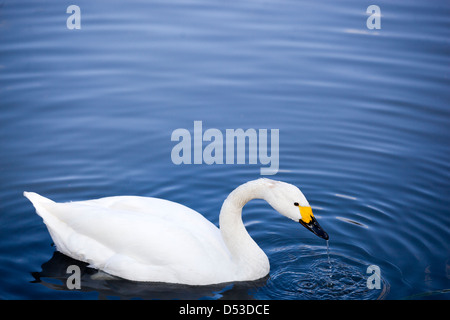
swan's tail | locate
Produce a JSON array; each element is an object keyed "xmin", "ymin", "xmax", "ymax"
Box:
[
  {"xmin": 24, "ymin": 192, "xmax": 72, "ymax": 257},
  {"xmin": 24, "ymin": 192, "xmax": 55, "ymax": 218}
]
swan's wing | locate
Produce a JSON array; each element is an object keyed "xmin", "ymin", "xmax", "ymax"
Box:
[{"xmin": 25, "ymin": 193, "xmax": 232, "ymax": 283}]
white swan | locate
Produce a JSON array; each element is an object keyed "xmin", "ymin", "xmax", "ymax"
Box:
[{"xmin": 24, "ymin": 178, "xmax": 328, "ymax": 285}]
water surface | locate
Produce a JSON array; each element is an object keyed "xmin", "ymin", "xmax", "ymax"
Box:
[{"xmin": 0, "ymin": 0, "xmax": 449, "ymax": 299}]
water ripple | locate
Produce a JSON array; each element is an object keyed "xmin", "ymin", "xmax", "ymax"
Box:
[{"xmin": 255, "ymin": 244, "xmax": 390, "ymax": 300}]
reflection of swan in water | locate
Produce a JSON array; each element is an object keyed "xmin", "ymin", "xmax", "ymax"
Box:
[
  {"xmin": 25, "ymin": 179, "xmax": 328, "ymax": 285},
  {"xmin": 31, "ymin": 251, "xmax": 268, "ymax": 300}
]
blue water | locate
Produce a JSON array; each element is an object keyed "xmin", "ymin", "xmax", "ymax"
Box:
[{"xmin": 1, "ymin": 0, "xmax": 449, "ymax": 299}]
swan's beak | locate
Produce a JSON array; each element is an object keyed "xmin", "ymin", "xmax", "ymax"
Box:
[{"xmin": 299, "ymin": 207, "xmax": 329, "ymax": 240}]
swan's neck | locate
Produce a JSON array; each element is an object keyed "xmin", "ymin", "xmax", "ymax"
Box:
[{"xmin": 219, "ymin": 179, "xmax": 271, "ymax": 279}]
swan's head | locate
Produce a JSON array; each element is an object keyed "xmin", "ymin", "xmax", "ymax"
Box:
[{"xmin": 262, "ymin": 179, "xmax": 329, "ymax": 240}]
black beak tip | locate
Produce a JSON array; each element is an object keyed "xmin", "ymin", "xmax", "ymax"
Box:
[
  {"xmin": 300, "ymin": 218, "xmax": 329, "ymax": 240},
  {"xmin": 312, "ymin": 226, "xmax": 329, "ymax": 240}
]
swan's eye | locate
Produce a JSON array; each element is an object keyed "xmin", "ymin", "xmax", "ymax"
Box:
[{"xmin": 294, "ymin": 202, "xmax": 299, "ymax": 206}]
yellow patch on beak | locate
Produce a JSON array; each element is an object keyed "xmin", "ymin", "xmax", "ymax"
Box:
[{"xmin": 299, "ymin": 206, "xmax": 314, "ymax": 224}]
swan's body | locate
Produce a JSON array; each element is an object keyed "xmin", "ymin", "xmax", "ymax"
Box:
[{"xmin": 24, "ymin": 178, "xmax": 328, "ymax": 285}]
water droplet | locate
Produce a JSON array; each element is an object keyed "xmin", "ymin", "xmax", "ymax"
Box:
[{"xmin": 326, "ymin": 240, "xmax": 333, "ymax": 277}]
